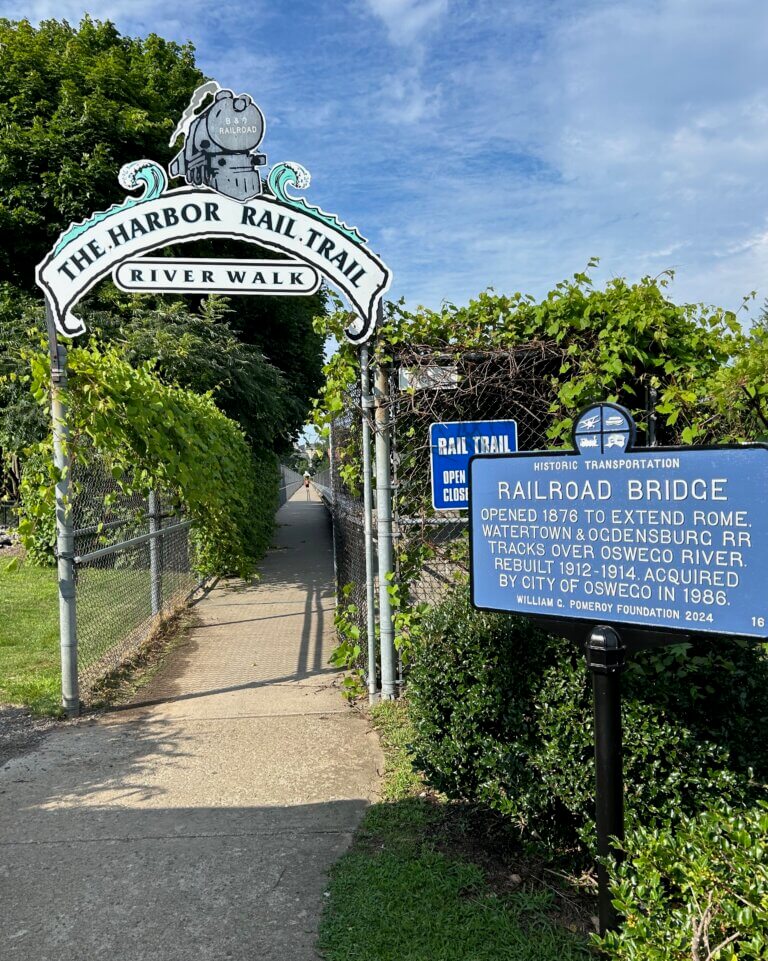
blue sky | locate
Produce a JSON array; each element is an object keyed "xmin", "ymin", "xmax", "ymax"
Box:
[{"xmin": 9, "ymin": 0, "xmax": 768, "ymax": 318}]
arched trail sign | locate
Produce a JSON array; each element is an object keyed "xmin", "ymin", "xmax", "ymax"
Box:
[
  {"xmin": 36, "ymin": 81, "xmax": 391, "ymax": 343},
  {"xmin": 35, "ymin": 81, "xmax": 392, "ymax": 723}
]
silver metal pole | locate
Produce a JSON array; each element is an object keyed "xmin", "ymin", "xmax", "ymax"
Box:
[
  {"xmin": 374, "ymin": 361, "xmax": 397, "ymax": 699},
  {"xmin": 148, "ymin": 490, "xmax": 162, "ymax": 616},
  {"xmin": 360, "ymin": 345, "xmax": 378, "ymax": 701},
  {"xmin": 49, "ymin": 324, "xmax": 79, "ymax": 717}
]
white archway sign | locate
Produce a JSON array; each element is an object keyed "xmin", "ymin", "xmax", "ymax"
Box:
[
  {"xmin": 35, "ymin": 80, "xmax": 392, "ymax": 716},
  {"xmin": 36, "ymin": 81, "xmax": 391, "ymax": 344}
]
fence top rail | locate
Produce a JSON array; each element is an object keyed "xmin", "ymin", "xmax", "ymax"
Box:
[
  {"xmin": 73, "ymin": 516, "xmax": 138, "ymax": 538},
  {"xmin": 395, "ymin": 515, "xmax": 468, "ymax": 527},
  {"xmin": 74, "ymin": 519, "xmax": 192, "ymax": 565},
  {"xmin": 73, "ymin": 510, "xmax": 183, "ymax": 538}
]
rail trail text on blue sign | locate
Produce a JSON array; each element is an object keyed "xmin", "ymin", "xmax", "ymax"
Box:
[
  {"xmin": 430, "ymin": 419, "xmax": 518, "ymax": 510},
  {"xmin": 469, "ymin": 407, "xmax": 768, "ymax": 639}
]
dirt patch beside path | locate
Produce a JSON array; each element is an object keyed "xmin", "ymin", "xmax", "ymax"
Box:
[{"xmin": 0, "ymin": 706, "xmax": 58, "ymax": 769}]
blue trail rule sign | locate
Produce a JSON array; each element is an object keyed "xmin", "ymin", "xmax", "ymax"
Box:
[
  {"xmin": 430, "ymin": 420, "xmax": 518, "ymax": 510},
  {"xmin": 469, "ymin": 404, "xmax": 768, "ymax": 639}
]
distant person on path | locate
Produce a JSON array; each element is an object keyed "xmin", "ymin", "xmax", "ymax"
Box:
[{"xmin": 304, "ymin": 471, "xmax": 311, "ymax": 501}]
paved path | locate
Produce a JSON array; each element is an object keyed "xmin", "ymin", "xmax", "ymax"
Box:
[{"xmin": 0, "ymin": 489, "xmax": 381, "ymax": 961}]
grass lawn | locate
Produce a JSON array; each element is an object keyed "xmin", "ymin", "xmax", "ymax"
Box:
[
  {"xmin": 0, "ymin": 557, "xmax": 186, "ymax": 714},
  {"xmin": 317, "ymin": 701, "xmax": 593, "ymax": 961},
  {"xmin": 0, "ymin": 559, "xmax": 61, "ymax": 714}
]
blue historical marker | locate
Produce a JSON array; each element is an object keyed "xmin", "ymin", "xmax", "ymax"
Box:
[
  {"xmin": 430, "ymin": 419, "xmax": 517, "ymax": 510},
  {"xmin": 466, "ymin": 401, "xmax": 768, "ymax": 936},
  {"xmin": 469, "ymin": 403, "xmax": 768, "ymax": 639}
]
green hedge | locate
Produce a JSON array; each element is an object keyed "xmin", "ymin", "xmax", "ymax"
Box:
[
  {"xmin": 408, "ymin": 591, "xmax": 768, "ymax": 853},
  {"xmin": 19, "ymin": 344, "xmax": 279, "ymax": 577},
  {"xmin": 600, "ymin": 801, "xmax": 768, "ymax": 960}
]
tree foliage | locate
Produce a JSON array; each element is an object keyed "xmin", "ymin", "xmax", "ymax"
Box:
[
  {"xmin": 0, "ymin": 285, "xmax": 48, "ymax": 495},
  {"xmin": 0, "ymin": 284, "xmax": 312, "ymax": 486},
  {"xmin": 317, "ymin": 267, "xmax": 741, "ymax": 449},
  {"xmin": 226, "ymin": 290, "xmax": 327, "ymax": 444},
  {"xmin": 710, "ymin": 300, "xmax": 768, "ymax": 442},
  {"xmin": 79, "ymin": 292, "xmax": 310, "ymax": 451},
  {"xmin": 0, "ymin": 16, "xmax": 204, "ymax": 288}
]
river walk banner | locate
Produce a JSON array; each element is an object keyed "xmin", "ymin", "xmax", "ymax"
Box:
[{"xmin": 36, "ymin": 82, "xmax": 391, "ymax": 343}]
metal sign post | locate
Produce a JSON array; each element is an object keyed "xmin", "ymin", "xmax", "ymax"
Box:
[
  {"xmin": 374, "ymin": 360, "xmax": 397, "ymax": 700},
  {"xmin": 35, "ymin": 80, "xmax": 392, "ymax": 714},
  {"xmin": 47, "ymin": 320, "xmax": 79, "ymax": 717},
  {"xmin": 586, "ymin": 625, "xmax": 625, "ymax": 934},
  {"xmin": 468, "ymin": 401, "xmax": 768, "ymax": 933},
  {"xmin": 148, "ymin": 491, "xmax": 163, "ymax": 617},
  {"xmin": 360, "ymin": 344, "xmax": 378, "ymax": 701}
]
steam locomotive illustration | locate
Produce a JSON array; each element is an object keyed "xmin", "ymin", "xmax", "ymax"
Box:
[{"xmin": 169, "ymin": 89, "xmax": 268, "ymax": 202}]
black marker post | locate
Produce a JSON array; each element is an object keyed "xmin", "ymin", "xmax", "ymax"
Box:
[{"xmin": 586, "ymin": 625, "xmax": 626, "ymax": 935}]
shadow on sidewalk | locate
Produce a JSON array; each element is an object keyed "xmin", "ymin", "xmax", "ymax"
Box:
[
  {"xmin": 114, "ymin": 498, "xmax": 338, "ymax": 712},
  {"xmin": 3, "ymin": 797, "xmax": 367, "ymax": 961}
]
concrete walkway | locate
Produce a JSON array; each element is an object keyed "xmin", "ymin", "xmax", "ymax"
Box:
[{"xmin": 0, "ymin": 489, "xmax": 381, "ymax": 961}]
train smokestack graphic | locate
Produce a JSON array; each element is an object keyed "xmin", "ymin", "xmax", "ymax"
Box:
[{"xmin": 169, "ymin": 87, "xmax": 267, "ymax": 202}]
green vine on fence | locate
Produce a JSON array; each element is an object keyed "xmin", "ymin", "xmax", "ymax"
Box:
[
  {"xmin": 18, "ymin": 341, "xmax": 277, "ymax": 577},
  {"xmin": 314, "ymin": 265, "xmax": 757, "ymax": 663},
  {"xmin": 329, "ymin": 584, "xmax": 367, "ymax": 699},
  {"xmin": 316, "ymin": 265, "xmax": 742, "ymax": 448}
]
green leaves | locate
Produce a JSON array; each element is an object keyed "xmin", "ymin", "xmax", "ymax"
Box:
[
  {"xmin": 18, "ymin": 341, "xmax": 277, "ymax": 576},
  {"xmin": 601, "ymin": 801, "xmax": 768, "ymax": 960},
  {"xmin": 407, "ymin": 590, "xmax": 768, "ymax": 857},
  {"xmin": 330, "ymin": 586, "xmax": 366, "ymax": 698},
  {"xmin": 408, "ymin": 594, "xmax": 765, "ymax": 955}
]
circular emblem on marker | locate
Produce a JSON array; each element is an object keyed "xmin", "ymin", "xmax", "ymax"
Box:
[{"xmin": 573, "ymin": 403, "xmax": 635, "ymax": 456}]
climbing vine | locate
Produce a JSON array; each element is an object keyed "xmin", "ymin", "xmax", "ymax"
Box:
[
  {"xmin": 329, "ymin": 584, "xmax": 367, "ymax": 699},
  {"xmin": 19, "ymin": 341, "xmax": 277, "ymax": 576},
  {"xmin": 314, "ymin": 265, "xmax": 746, "ymax": 662},
  {"xmin": 316, "ymin": 265, "xmax": 741, "ymax": 448}
]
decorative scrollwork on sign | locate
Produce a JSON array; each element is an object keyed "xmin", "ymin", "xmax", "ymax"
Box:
[
  {"xmin": 54, "ymin": 160, "xmax": 168, "ymax": 257},
  {"xmin": 268, "ymin": 162, "xmax": 366, "ymax": 246}
]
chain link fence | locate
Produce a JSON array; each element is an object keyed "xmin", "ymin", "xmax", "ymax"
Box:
[
  {"xmin": 72, "ymin": 459, "xmax": 204, "ymax": 701},
  {"xmin": 1, "ymin": 500, "xmax": 18, "ymax": 528},
  {"xmin": 306, "ymin": 342, "xmax": 681, "ymax": 692},
  {"xmin": 279, "ymin": 465, "xmax": 306, "ymax": 506},
  {"xmin": 325, "ymin": 382, "xmax": 372, "ymax": 648},
  {"xmin": 310, "ymin": 467, "xmax": 331, "ymax": 500},
  {"xmin": 63, "ymin": 456, "xmax": 303, "ymax": 703},
  {"xmin": 389, "ymin": 344, "xmax": 567, "ymax": 611},
  {"xmin": 320, "ymin": 344, "xmax": 571, "ymax": 683}
]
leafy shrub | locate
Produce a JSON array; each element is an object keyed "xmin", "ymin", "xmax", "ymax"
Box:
[
  {"xmin": 600, "ymin": 802, "xmax": 768, "ymax": 960},
  {"xmin": 18, "ymin": 343, "xmax": 278, "ymax": 576},
  {"xmin": 16, "ymin": 443, "xmax": 58, "ymax": 565},
  {"xmin": 408, "ymin": 591, "xmax": 768, "ymax": 853}
]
